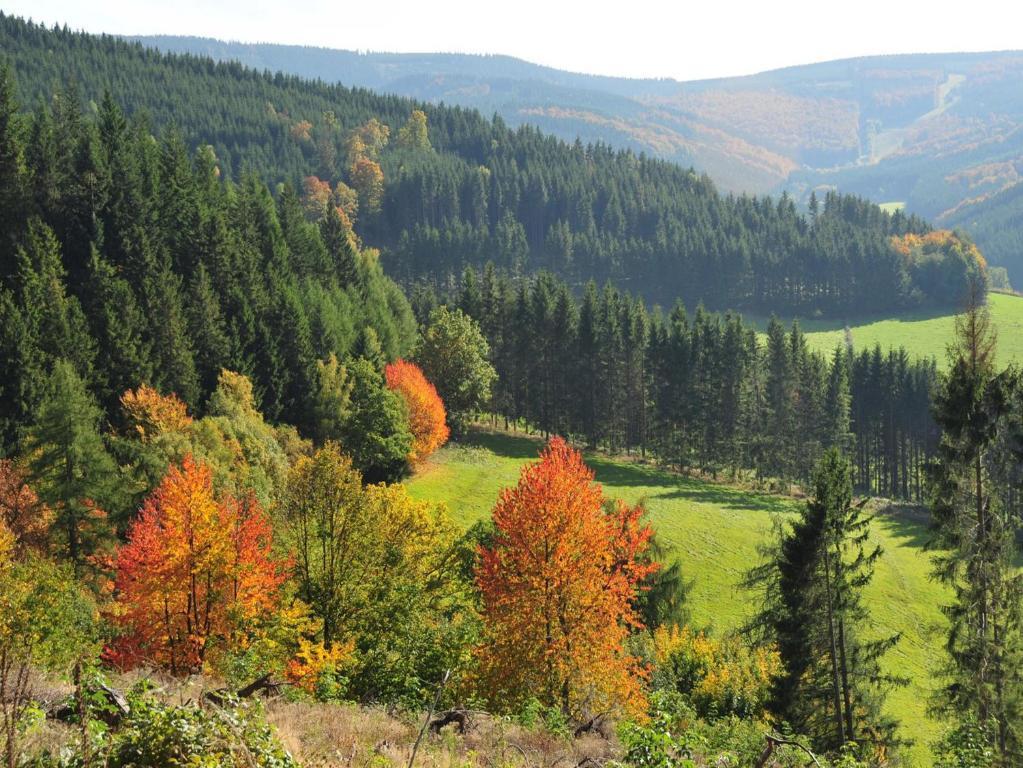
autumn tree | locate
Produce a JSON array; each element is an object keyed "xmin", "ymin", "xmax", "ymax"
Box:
[
  {"xmin": 280, "ymin": 443, "xmax": 470, "ymax": 703},
  {"xmin": 301, "ymin": 175, "xmax": 332, "ymax": 220},
  {"xmin": 333, "ymin": 180, "xmax": 359, "ymax": 225},
  {"xmin": 0, "ymin": 529, "xmax": 97, "ymax": 768},
  {"xmin": 347, "ymin": 118, "xmax": 389, "ymax": 161},
  {"xmin": 120, "ymin": 384, "xmax": 193, "ymax": 442},
  {"xmin": 0, "ymin": 459, "xmax": 52, "ymax": 552},
  {"xmin": 385, "ymin": 359, "xmax": 449, "ymax": 463},
  {"xmin": 396, "ymin": 109, "xmax": 430, "ymax": 151},
  {"xmin": 476, "ymin": 437, "xmax": 655, "ymax": 719},
  {"xmin": 349, "ymin": 157, "xmax": 384, "ymax": 216},
  {"xmin": 107, "ymin": 456, "xmax": 287, "ymax": 674}
]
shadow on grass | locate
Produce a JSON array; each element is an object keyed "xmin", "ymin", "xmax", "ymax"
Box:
[
  {"xmin": 655, "ymin": 483, "xmax": 794, "ymax": 515},
  {"xmin": 452, "ymin": 427, "xmax": 794, "ymax": 518},
  {"xmin": 745, "ymin": 304, "xmax": 958, "ymax": 335},
  {"xmin": 454, "ymin": 428, "xmax": 543, "ymax": 459},
  {"xmin": 588, "ymin": 455, "xmax": 794, "ymax": 515},
  {"xmin": 872, "ymin": 506, "xmax": 933, "ymax": 551},
  {"xmin": 587, "ymin": 456, "xmax": 679, "ymax": 490}
]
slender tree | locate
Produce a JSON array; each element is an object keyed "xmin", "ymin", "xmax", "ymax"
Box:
[
  {"xmin": 748, "ymin": 449, "xmax": 901, "ymax": 755},
  {"xmin": 929, "ymin": 285, "xmax": 1023, "ymax": 762}
]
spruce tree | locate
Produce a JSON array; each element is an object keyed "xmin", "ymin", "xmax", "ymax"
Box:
[
  {"xmin": 23, "ymin": 360, "xmax": 119, "ymax": 569},
  {"xmin": 0, "ymin": 62, "xmax": 25, "ymax": 254},
  {"xmin": 929, "ymin": 287, "xmax": 1023, "ymax": 761},
  {"xmin": 748, "ymin": 449, "xmax": 902, "ymax": 755}
]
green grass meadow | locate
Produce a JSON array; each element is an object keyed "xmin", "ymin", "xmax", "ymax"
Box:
[
  {"xmin": 406, "ymin": 430, "xmax": 948, "ymax": 766},
  {"xmin": 750, "ymin": 290, "xmax": 1023, "ymax": 368}
]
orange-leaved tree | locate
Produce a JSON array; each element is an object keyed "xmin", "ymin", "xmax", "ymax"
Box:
[
  {"xmin": 384, "ymin": 359, "xmax": 449, "ymax": 463},
  {"xmin": 107, "ymin": 456, "xmax": 287, "ymax": 674},
  {"xmin": 0, "ymin": 459, "xmax": 52, "ymax": 553},
  {"xmin": 476, "ymin": 437, "xmax": 656, "ymax": 719}
]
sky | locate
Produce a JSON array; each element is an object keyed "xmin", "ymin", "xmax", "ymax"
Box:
[{"xmin": 3, "ymin": 0, "xmax": 1022, "ymax": 81}]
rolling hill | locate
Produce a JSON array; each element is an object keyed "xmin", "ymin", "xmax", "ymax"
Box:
[
  {"xmin": 2, "ymin": 14, "xmax": 959, "ymax": 320},
  {"xmin": 406, "ymin": 430, "xmax": 949, "ymax": 768},
  {"xmin": 134, "ymin": 36, "xmax": 1023, "ymax": 283}
]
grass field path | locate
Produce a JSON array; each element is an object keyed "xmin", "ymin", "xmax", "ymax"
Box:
[{"xmin": 407, "ymin": 431, "xmax": 948, "ymax": 766}]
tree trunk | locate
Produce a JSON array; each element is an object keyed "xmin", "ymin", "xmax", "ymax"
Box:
[{"xmin": 822, "ymin": 546, "xmax": 846, "ymax": 746}]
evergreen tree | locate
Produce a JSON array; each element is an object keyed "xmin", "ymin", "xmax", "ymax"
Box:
[
  {"xmin": 747, "ymin": 448, "xmax": 902, "ymax": 755},
  {"xmin": 0, "ymin": 62, "xmax": 25, "ymax": 254},
  {"xmin": 929, "ymin": 287, "xmax": 1023, "ymax": 762},
  {"xmin": 23, "ymin": 360, "xmax": 119, "ymax": 569},
  {"xmin": 84, "ymin": 246, "xmax": 151, "ymax": 414},
  {"xmin": 320, "ymin": 204, "xmax": 358, "ymax": 286},
  {"xmin": 826, "ymin": 346, "xmax": 853, "ymax": 454}
]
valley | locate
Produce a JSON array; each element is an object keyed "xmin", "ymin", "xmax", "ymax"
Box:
[{"xmin": 406, "ymin": 430, "xmax": 948, "ymax": 766}]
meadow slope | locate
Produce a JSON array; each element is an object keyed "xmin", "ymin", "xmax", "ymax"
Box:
[
  {"xmin": 750, "ymin": 291, "xmax": 1023, "ymax": 368},
  {"xmin": 406, "ymin": 431, "xmax": 948, "ymax": 767}
]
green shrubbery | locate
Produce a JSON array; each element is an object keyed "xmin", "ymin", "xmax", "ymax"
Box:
[{"xmin": 29, "ymin": 681, "xmax": 296, "ymax": 768}]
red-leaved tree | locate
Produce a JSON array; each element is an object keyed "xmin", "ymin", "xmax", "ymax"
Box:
[
  {"xmin": 385, "ymin": 359, "xmax": 450, "ymax": 463},
  {"xmin": 476, "ymin": 437, "xmax": 656, "ymax": 719},
  {"xmin": 107, "ymin": 456, "xmax": 287, "ymax": 674}
]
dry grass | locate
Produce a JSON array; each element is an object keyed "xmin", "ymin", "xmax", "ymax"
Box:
[
  {"xmin": 267, "ymin": 702, "xmax": 618, "ymax": 768},
  {"xmin": 14, "ymin": 670, "xmax": 621, "ymax": 768}
]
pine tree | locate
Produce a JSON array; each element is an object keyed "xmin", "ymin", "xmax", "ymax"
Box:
[
  {"xmin": 0, "ymin": 62, "xmax": 25, "ymax": 253},
  {"xmin": 929, "ymin": 286, "xmax": 1023, "ymax": 761},
  {"xmin": 84, "ymin": 245, "xmax": 151, "ymax": 414},
  {"xmin": 23, "ymin": 360, "xmax": 119, "ymax": 570},
  {"xmin": 826, "ymin": 346, "xmax": 853, "ymax": 453},
  {"xmin": 748, "ymin": 449, "xmax": 902, "ymax": 755},
  {"xmin": 184, "ymin": 263, "xmax": 231, "ymax": 398},
  {"xmin": 764, "ymin": 317, "xmax": 794, "ymax": 479},
  {"xmin": 320, "ymin": 204, "xmax": 358, "ymax": 286}
]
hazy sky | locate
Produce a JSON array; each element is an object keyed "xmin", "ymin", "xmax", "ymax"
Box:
[{"xmin": 4, "ymin": 0, "xmax": 1021, "ymax": 81}]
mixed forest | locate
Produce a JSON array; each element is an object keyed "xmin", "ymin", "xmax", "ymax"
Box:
[
  {"xmin": 1, "ymin": 12, "xmax": 1022, "ymax": 768},
  {"xmin": 0, "ymin": 14, "xmax": 988, "ymax": 317}
]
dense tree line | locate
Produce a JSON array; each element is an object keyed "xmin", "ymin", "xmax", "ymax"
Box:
[
  {"xmin": 0, "ymin": 14, "xmax": 984, "ymax": 317},
  {"xmin": 426, "ymin": 265, "xmax": 940, "ymax": 499},
  {"xmin": 0, "ymin": 64, "xmax": 417, "ymax": 457}
]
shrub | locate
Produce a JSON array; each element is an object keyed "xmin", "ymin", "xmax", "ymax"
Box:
[{"xmin": 650, "ymin": 626, "xmax": 778, "ymax": 720}]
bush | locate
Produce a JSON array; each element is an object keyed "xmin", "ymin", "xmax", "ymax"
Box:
[
  {"xmin": 31, "ymin": 683, "xmax": 297, "ymax": 768},
  {"xmin": 649, "ymin": 626, "xmax": 778, "ymax": 720}
]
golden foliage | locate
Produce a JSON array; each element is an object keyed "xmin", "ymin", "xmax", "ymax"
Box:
[{"xmin": 120, "ymin": 384, "xmax": 193, "ymax": 442}]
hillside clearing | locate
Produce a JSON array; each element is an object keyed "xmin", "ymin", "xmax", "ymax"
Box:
[
  {"xmin": 749, "ymin": 290, "xmax": 1023, "ymax": 367},
  {"xmin": 407, "ymin": 430, "xmax": 948, "ymax": 767}
]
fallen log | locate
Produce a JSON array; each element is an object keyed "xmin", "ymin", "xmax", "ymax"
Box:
[
  {"xmin": 204, "ymin": 673, "xmax": 278, "ymax": 707},
  {"xmin": 428, "ymin": 709, "xmax": 470, "ymax": 734},
  {"xmin": 48, "ymin": 682, "xmax": 130, "ymax": 727}
]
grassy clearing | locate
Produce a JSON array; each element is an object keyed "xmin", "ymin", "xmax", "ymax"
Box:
[
  {"xmin": 878, "ymin": 201, "xmax": 907, "ymax": 214},
  {"xmin": 407, "ymin": 430, "xmax": 948, "ymax": 767},
  {"xmin": 748, "ymin": 291, "xmax": 1023, "ymax": 368}
]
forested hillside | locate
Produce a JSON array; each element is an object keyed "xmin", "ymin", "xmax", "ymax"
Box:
[
  {"xmin": 5, "ymin": 13, "xmax": 1023, "ymax": 768},
  {"xmin": 0, "ymin": 62, "xmax": 417, "ymax": 457},
  {"xmin": 134, "ymin": 35, "xmax": 1023, "ymax": 284},
  {"xmin": 0, "ymin": 14, "xmax": 984, "ymax": 317}
]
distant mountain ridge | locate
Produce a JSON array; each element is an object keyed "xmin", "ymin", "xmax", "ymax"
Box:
[{"xmin": 133, "ymin": 36, "xmax": 1023, "ymax": 281}]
